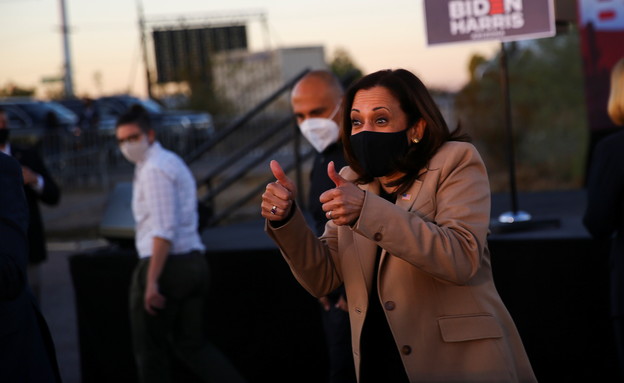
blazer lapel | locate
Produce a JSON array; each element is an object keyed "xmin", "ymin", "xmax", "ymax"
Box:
[
  {"xmin": 378, "ymin": 177, "xmax": 425, "ymax": 284},
  {"xmin": 351, "ymin": 174, "xmax": 427, "ymax": 296},
  {"xmin": 396, "ymin": 179, "xmax": 423, "ymax": 212},
  {"xmin": 353, "ymin": 180, "xmax": 380, "ymax": 296}
]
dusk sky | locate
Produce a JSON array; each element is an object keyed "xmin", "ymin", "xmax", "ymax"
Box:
[{"xmin": 0, "ymin": 0, "xmax": 501, "ymax": 99}]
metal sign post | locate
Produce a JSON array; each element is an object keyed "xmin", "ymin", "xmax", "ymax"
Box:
[
  {"xmin": 423, "ymin": 0, "xmax": 557, "ymax": 231},
  {"xmin": 497, "ymin": 41, "xmax": 531, "ymax": 224}
]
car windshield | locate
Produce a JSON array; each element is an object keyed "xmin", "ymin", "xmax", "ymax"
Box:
[
  {"xmin": 15, "ymin": 103, "xmax": 48, "ymax": 119},
  {"xmin": 112, "ymin": 97, "xmax": 162, "ymax": 114},
  {"xmin": 47, "ymin": 102, "xmax": 78, "ymax": 122},
  {"xmin": 138, "ymin": 99, "xmax": 163, "ymax": 114},
  {"xmin": 18, "ymin": 102, "xmax": 76, "ymax": 124}
]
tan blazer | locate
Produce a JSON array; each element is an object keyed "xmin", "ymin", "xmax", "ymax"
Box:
[{"xmin": 266, "ymin": 141, "xmax": 537, "ymax": 382}]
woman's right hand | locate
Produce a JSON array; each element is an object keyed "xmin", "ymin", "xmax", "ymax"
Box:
[
  {"xmin": 261, "ymin": 160, "xmax": 297, "ymax": 221},
  {"xmin": 320, "ymin": 161, "xmax": 365, "ymax": 226}
]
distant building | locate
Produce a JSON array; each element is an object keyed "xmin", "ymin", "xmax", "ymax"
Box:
[{"xmin": 211, "ymin": 46, "xmax": 327, "ymax": 114}]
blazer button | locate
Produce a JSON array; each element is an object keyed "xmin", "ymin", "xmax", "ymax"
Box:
[
  {"xmin": 401, "ymin": 345, "xmax": 412, "ymax": 355},
  {"xmin": 373, "ymin": 232, "xmax": 383, "ymax": 241},
  {"xmin": 384, "ymin": 301, "xmax": 396, "ymax": 311}
]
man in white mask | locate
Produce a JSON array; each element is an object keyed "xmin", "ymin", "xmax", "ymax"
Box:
[
  {"xmin": 115, "ymin": 105, "xmax": 246, "ymax": 383},
  {"xmin": 291, "ymin": 70, "xmax": 355, "ymax": 383}
]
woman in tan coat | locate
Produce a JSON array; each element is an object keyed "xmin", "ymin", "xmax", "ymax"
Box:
[{"xmin": 261, "ymin": 69, "xmax": 536, "ymax": 382}]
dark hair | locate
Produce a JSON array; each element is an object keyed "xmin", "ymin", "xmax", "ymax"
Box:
[
  {"xmin": 342, "ymin": 68, "xmax": 470, "ymax": 195},
  {"xmin": 115, "ymin": 104, "xmax": 151, "ymax": 133}
]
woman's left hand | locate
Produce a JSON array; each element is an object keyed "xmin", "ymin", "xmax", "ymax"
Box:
[{"xmin": 320, "ymin": 161, "xmax": 365, "ymax": 226}]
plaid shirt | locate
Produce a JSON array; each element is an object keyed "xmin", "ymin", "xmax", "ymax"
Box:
[{"xmin": 132, "ymin": 142, "xmax": 205, "ymax": 258}]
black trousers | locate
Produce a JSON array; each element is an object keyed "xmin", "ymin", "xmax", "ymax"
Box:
[
  {"xmin": 129, "ymin": 252, "xmax": 246, "ymax": 383},
  {"xmin": 321, "ymin": 305, "xmax": 357, "ymax": 383},
  {"xmin": 614, "ymin": 316, "xmax": 624, "ymax": 382}
]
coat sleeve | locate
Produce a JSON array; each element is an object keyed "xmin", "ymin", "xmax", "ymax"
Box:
[
  {"xmin": 29, "ymin": 150, "xmax": 61, "ymax": 206},
  {"xmin": 265, "ymin": 205, "xmax": 343, "ymax": 298},
  {"xmin": 583, "ymin": 138, "xmax": 624, "ymax": 239},
  {"xmin": 352, "ymin": 143, "xmax": 491, "ymax": 285}
]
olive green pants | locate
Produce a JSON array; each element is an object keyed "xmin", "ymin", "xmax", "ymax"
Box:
[{"xmin": 129, "ymin": 252, "xmax": 246, "ymax": 383}]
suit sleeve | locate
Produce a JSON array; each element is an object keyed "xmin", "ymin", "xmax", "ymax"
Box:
[
  {"xmin": 265, "ymin": 206, "xmax": 343, "ymax": 298},
  {"xmin": 583, "ymin": 139, "xmax": 624, "ymax": 238},
  {"xmin": 0, "ymin": 155, "xmax": 30, "ymax": 301},
  {"xmin": 29, "ymin": 150, "xmax": 60, "ymax": 206}
]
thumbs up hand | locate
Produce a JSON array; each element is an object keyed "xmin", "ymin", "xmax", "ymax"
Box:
[
  {"xmin": 262, "ymin": 160, "xmax": 297, "ymax": 221},
  {"xmin": 320, "ymin": 161, "xmax": 365, "ymax": 226}
]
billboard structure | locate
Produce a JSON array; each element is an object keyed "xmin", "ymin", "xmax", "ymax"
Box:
[
  {"xmin": 138, "ymin": 10, "xmax": 267, "ymax": 95},
  {"xmin": 152, "ymin": 25, "xmax": 248, "ymax": 84}
]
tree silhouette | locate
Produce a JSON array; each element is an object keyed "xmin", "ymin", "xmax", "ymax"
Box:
[
  {"xmin": 455, "ymin": 30, "xmax": 588, "ymax": 191},
  {"xmin": 329, "ymin": 48, "xmax": 363, "ymax": 89}
]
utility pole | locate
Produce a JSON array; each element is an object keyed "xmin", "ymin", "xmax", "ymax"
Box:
[
  {"xmin": 137, "ymin": 0, "xmax": 153, "ymax": 98},
  {"xmin": 59, "ymin": 0, "xmax": 74, "ymax": 98}
]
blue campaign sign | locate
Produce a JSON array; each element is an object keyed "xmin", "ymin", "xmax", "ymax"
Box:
[{"xmin": 424, "ymin": 0, "xmax": 556, "ymax": 45}]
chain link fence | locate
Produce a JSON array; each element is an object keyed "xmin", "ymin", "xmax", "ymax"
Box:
[{"xmin": 37, "ymin": 125, "xmax": 214, "ymax": 191}]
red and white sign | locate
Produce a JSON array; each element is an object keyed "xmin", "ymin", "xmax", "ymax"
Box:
[
  {"xmin": 579, "ymin": 0, "xmax": 624, "ymax": 31},
  {"xmin": 424, "ymin": 0, "xmax": 556, "ymax": 45},
  {"xmin": 578, "ymin": 0, "xmax": 624, "ymax": 131}
]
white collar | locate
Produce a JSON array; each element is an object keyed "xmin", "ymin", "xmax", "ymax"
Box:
[{"xmin": 0, "ymin": 142, "xmax": 11, "ymax": 156}]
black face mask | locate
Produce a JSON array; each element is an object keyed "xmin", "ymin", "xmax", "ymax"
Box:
[
  {"xmin": 350, "ymin": 129, "xmax": 409, "ymax": 177},
  {"xmin": 0, "ymin": 129, "xmax": 9, "ymax": 145}
]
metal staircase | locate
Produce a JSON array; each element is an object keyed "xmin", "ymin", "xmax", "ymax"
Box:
[{"xmin": 186, "ymin": 68, "xmax": 315, "ymax": 228}]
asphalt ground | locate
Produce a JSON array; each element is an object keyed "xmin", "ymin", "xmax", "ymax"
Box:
[{"xmin": 41, "ymin": 240, "xmax": 109, "ymax": 383}]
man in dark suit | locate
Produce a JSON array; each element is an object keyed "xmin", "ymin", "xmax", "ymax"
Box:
[
  {"xmin": 290, "ymin": 70, "xmax": 355, "ymax": 383},
  {"xmin": 0, "ymin": 151, "xmax": 62, "ymax": 382},
  {"xmin": 0, "ymin": 107, "xmax": 61, "ymax": 301}
]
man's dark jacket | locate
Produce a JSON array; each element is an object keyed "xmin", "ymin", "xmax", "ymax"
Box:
[
  {"xmin": 11, "ymin": 145, "xmax": 60, "ymax": 264},
  {"xmin": 0, "ymin": 152, "xmax": 62, "ymax": 382},
  {"xmin": 308, "ymin": 142, "xmax": 348, "ymax": 236}
]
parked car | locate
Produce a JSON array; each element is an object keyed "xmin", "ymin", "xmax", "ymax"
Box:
[
  {"xmin": 55, "ymin": 95, "xmax": 215, "ymax": 167},
  {"xmin": 57, "ymin": 97, "xmax": 116, "ymax": 135},
  {"xmin": 87, "ymin": 95, "xmax": 215, "ymax": 154},
  {"xmin": 0, "ymin": 98, "xmax": 79, "ymax": 148},
  {"xmin": 97, "ymin": 95, "xmax": 213, "ymax": 132}
]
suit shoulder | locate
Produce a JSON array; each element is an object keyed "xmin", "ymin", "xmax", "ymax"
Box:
[
  {"xmin": 10, "ymin": 144, "xmax": 35, "ymax": 155},
  {"xmin": 11, "ymin": 144, "xmax": 42, "ymax": 163},
  {"xmin": 595, "ymin": 130, "xmax": 624, "ymax": 153},
  {"xmin": 431, "ymin": 141, "xmax": 483, "ymax": 167},
  {"xmin": 0, "ymin": 152, "xmax": 21, "ymax": 173}
]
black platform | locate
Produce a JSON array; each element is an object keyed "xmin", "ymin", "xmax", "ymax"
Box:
[{"xmin": 69, "ymin": 189, "xmax": 620, "ymax": 382}]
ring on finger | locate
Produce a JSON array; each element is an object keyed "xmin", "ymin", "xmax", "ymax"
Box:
[
  {"xmin": 271, "ymin": 205, "xmax": 277, "ymax": 215},
  {"xmin": 327, "ymin": 210, "xmax": 332, "ymax": 219}
]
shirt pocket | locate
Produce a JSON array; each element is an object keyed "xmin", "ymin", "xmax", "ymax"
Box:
[{"xmin": 437, "ymin": 313, "xmax": 503, "ymax": 342}]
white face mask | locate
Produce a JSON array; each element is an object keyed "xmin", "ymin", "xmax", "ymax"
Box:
[
  {"xmin": 299, "ymin": 104, "xmax": 341, "ymax": 153},
  {"xmin": 120, "ymin": 135, "xmax": 150, "ymax": 164}
]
